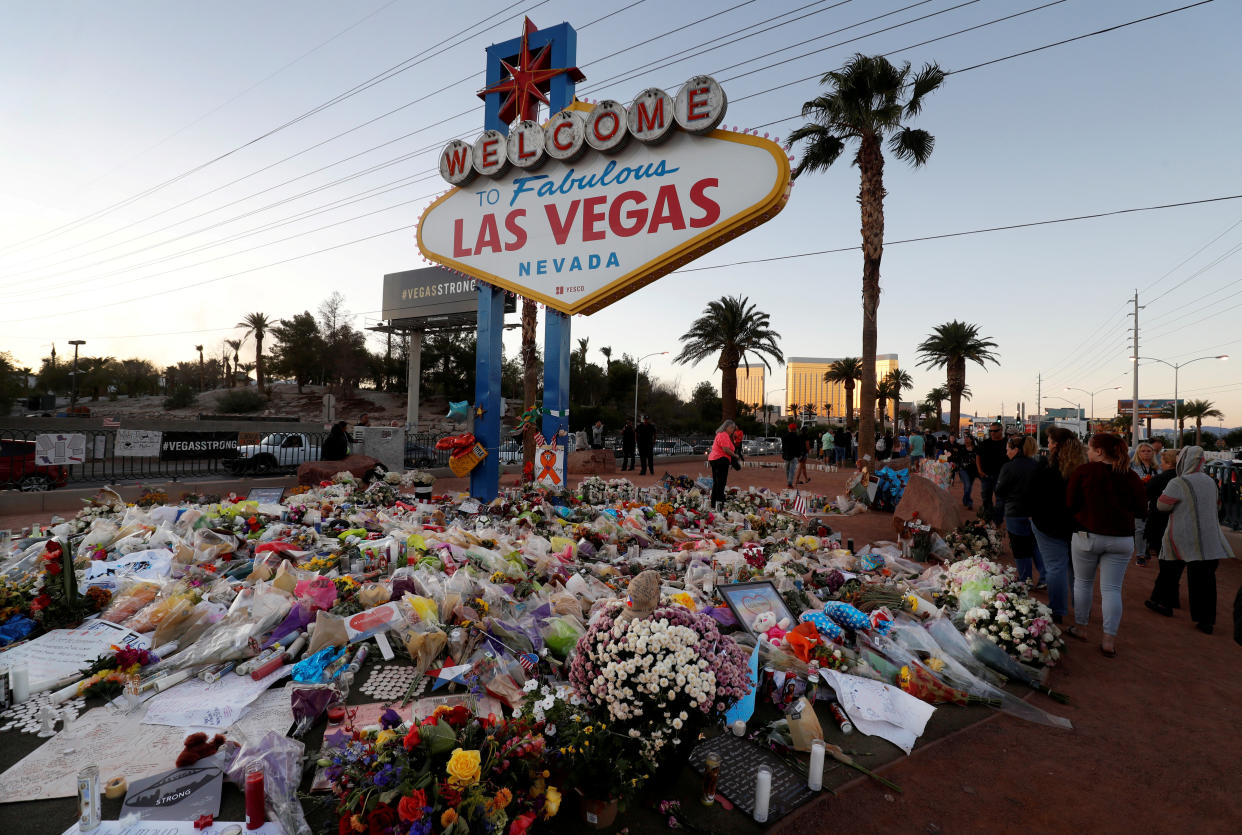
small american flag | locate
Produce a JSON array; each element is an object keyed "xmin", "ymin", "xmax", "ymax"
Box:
[
  {"xmin": 518, "ymin": 652, "xmax": 538, "ymax": 672},
  {"xmin": 533, "ymin": 432, "xmax": 547, "ymax": 447},
  {"xmin": 102, "ymin": 418, "xmax": 120, "ymax": 428},
  {"xmin": 790, "ymin": 493, "xmax": 808, "ymax": 516}
]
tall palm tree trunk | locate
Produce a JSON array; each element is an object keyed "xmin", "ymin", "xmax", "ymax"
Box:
[
  {"xmin": 255, "ymin": 336, "xmax": 264, "ymax": 391},
  {"xmin": 858, "ymin": 135, "xmax": 886, "ymax": 465},
  {"xmin": 521, "ymin": 298, "xmax": 538, "ymax": 479},
  {"xmin": 845, "ymin": 380, "xmax": 855, "ymax": 429},
  {"xmin": 947, "ymin": 358, "xmax": 965, "ymax": 438},
  {"xmin": 719, "ymin": 349, "xmax": 740, "ymax": 421},
  {"xmin": 1195, "ymin": 418, "xmax": 1202, "ymax": 447}
]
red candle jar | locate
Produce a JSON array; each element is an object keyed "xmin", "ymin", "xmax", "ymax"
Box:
[
  {"xmin": 245, "ymin": 764, "xmax": 265, "ymax": 830},
  {"xmin": 326, "ymin": 705, "xmax": 346, "ymax": 723}
]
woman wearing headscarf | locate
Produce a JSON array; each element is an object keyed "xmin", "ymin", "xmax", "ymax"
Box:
[
  {"xmin": 321, "ymin": 421, "xmax": 350, "ymax": 461},
  {"xmin": 708, "ymin": 420, "xmax": 740, "ymax": 510},
  {"xmin": 1146, "ymin": 446, "xmax": 1236, "ymax": 633},
  {"xmin": 1065, "ymin": 433, "xmax": 1148, "ymax": 657},
  {"xmin": 1028, "ymin": 428, "xmax": 1087, "ymax": 624}
]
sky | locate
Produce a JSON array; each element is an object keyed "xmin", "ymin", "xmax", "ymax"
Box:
[{"xmin": 1, "ymin": 0, "xmax": 1239, "ymax": 430}]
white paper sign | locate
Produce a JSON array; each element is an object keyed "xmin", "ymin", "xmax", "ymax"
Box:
[
  {"xmin": 142, "ymin": 664, "xmax": 291, "ymax": 730},
  {"xmin": 61, "ymin": 820, "xmax": 284, "ymax": 834},
  {"xmin": 0, "ymin": 619, "xmax": 148, "ymax": 687},
  {"xmin": 83, "ymin": 548, "xmax": 174, "ymax": 588},
  {"xmin": 34, "ymin": 433, "xmax": 86, "ymax": 465},
  {"xmin": 822, "ymin": 669, "xmax": 935, "ymax": 755},
  {"xmin": 115, "ymin": 428, "xmax": 163, "ymax": 457},
  {"xmin": 534, "ymin": 444, "xmax": 565, "ymax": 488}
]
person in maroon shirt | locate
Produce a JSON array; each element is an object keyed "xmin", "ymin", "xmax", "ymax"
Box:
[{"xmin": 1065, "ymin": 433, "xmax": 1148, "ymax": 657}]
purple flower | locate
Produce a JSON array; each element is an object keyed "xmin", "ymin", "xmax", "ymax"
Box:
[{"xmin": 380, "ymin": 708, "xmax": 402, "ymax": 730}]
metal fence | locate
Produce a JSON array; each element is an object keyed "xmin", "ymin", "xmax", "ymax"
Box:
[
  {"xmin": 1205, "ymin": 459, "xmax": 1242, "ymax": 531},
  {"xmin": 0, "ymin": 428, "xmax": 452, "ymax": 491}
]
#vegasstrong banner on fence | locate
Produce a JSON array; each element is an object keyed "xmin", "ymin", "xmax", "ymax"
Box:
[{"xmin": 158, "ymin": 431, "xmax": 239, "ymax": 461}]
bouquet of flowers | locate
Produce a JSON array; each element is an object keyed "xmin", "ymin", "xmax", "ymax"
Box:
[
  {"xmin": 938, "ymin": 555, "xmax": 1020, "ymax": 610},
  {"xmin": 327, "ymin": 705, "xmax": 558, "ymax": 835},
  {"xmin": 902, "ymin": 512, "xmax": 936, "ymax": 562},
  {"xmin": 961, "ymin": 588, "xmax": 1064, "ymax": 667},
  {"xmin": 567, "ymin": 601, "xmax": 751, "ymax": 758},
  {"xmin": 944, "ymin": 521, "xmax": 1002, "ymax": 561},
  {"xmin": 578, "ymin": 477, "xmax": 609, "ymax": 506}
]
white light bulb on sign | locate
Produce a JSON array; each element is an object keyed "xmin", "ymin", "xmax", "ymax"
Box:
[
  {"xmin": 439, "ymin": 139, "xmax": 476, "ymax": 187},
  {"xmin": 584, "ymin": 100, "xmax": 630, "ymax": 154},
  {"xmin": 627, "ymin": 88, "xmax": 675, "ymax": 144},
  {"xmin": 543, "ymin": 110, "xmax": 587, "ymax": 162},
  {"xmin": 472, "ymin": 129, "xmax": 511, "ymax": 178},
  {"xmin": 506, "ymin": 120, "xmax": 546, "ymax": 169}
]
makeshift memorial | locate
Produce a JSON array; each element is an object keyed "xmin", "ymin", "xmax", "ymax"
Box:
[{"xmin": 719, "ymin": 581, "xmax": 797, "ymax": 637}]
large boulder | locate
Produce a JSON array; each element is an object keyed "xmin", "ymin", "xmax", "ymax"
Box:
[
  {"xmin": 298, "ymin": 454, "xmax": 383, "ymax": 486},
  {"xmin": 568, "ymin": 449, "xmax": 617, "ymax": 476},
  {"xmin": 892, "ymin": 473, "xmax": 965, "ymax": 535}
]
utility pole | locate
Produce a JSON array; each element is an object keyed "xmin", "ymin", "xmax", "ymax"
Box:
[{"xmin": 1130, "ymin": 291, "xmax": 1142, "ymax": 445}]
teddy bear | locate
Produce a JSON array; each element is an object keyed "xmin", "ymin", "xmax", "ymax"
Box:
[
  {"xmin": 618, "ymin": 570, "xmax": 660, "ymax": 623},
  {"xmin": 752, "ymin": 611, "xmax": 791, "ymax": 646}
]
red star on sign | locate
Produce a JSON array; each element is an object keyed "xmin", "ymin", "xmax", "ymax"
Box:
[{"xmin": 478, "ymin": 17, "xmax": 584, "ymax": 125}]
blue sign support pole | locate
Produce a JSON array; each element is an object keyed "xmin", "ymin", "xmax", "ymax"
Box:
[
  {"xmin": 542, "ymin": 310, "xmax": 571, "ymax": 477},
  {"xmin": 470, "ymin": 283, "xmax": 506, "ymax": 501},
  {"xmin": 471, "ymin": 19, "xmax": 580, "ymax": 498}
]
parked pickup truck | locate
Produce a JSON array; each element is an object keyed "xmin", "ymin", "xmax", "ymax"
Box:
[{"xmin": 226, "ymin": 432, "xmax": 321, "ymax": 474}]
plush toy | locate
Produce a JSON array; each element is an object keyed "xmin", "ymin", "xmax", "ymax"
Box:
[
  {"xmin": 176, "ymin": 732, "xmax": 227, "ymax": 767},
  {"xmin": 798, "ymin": 610, "xmax": 845, "ymax": 643},
  {"xmin": 752, "ymin": 611, "xmax": 791, "ymax": 646},
  {"xmin": 820, "ymin": 601, "xmax": 872, "ymax": 631},
  {"xmin": 618, "ymin": 570, "xmax": 660, "ymax": 623}
]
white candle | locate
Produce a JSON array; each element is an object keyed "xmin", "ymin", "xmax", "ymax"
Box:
[
  {"xmin": 753, "ymin": 765, "xmax": 771, "ymax": 823},
  {"xmin": 731, "ymin": 720, "xmax": 746, "ymax": 737},
  {"xmin": 808, "ymin": 739, "xmax": 825, "ymax": 791},
  {"xmin": 9, "ymin": 664, "xmax": 29, "ymax": 704}
]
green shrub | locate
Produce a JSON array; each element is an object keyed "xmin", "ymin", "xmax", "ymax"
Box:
[
  {"xmin": 163, "ymin": 385, "xmax": 198, "ymax": 410},
  {"xmin": 217, "ymin": 388, "xmax": 267, "ymax": 413}
]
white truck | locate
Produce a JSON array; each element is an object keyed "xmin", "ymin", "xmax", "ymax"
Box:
[{"xmin": 226, "ymin": 432, "xmax": 321, "ymax": 474}]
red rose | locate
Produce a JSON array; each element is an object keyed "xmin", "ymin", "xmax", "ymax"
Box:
[
  {"xmin": 438, "ymin": 781, "xmax": 462, "ymax": 807},
  {"xmin": 45, "ymin": 558, "xmax": 62, "ymax": 575},
  {"xmin": 397, "ymin": 792, "xmax": 426, "ymax": 823},
  {"xmin": 338, "ymin": 816, "xmax": 354, "ymax": 835},
  {"xmin": 445, "ymin": 705, "xmax": 471, "ymax": 728},
  {"xmin": 30, "ymin": 594, "xmax": 51, "ymax": 613},
  {"xmin": 366, "ymin": 804, "xmax": 396, "ymax": 835},
  {"xmin": 402, "ymin": 726, "xmax": 421, "ymax": 751},
  {"xmin": 509, "ymin": 811, "xmax": 536, "ymax": 835}
]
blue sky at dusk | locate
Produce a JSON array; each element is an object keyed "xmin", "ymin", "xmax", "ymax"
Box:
[{"xmin": 1, "ymin": 0, "xmax": 1238, "ymax": 426}]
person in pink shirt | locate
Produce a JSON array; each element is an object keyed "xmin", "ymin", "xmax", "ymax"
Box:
[{"xmin": 708, "ymin": 420, "xmax": 740, "ymax": 509}]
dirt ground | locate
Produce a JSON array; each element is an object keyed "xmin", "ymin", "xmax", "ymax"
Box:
[{"xmin": 3, "ymin": 458, "xmax": 1239, "ymax": 833}]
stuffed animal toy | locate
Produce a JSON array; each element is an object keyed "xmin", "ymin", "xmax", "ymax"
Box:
[
  {"xmin": 176, "ymin": 732, "xmax": 227, "ymax": 767},
  {"xmin": 618, "ymin": 570, "xmax": 660, "ymax": 623},
  {"xmin": 752, "ymin": 611, "xmax": 791, "ymax": 646}
]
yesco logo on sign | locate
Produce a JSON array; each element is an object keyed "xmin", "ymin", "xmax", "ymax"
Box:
[{"xmin": 418, "ymin": 76, "xmax": 789, "ymax": 316}]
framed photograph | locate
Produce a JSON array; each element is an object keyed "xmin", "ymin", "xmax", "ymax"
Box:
[
  {"xmin": 719, "ymin": 580, "xmax": 796, "ymax": 636},
  {"xmin": 246, "ymin": 486, "xmax": 286, "ymax": 504}
]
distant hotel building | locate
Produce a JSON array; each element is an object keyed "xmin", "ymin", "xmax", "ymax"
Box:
[
  {"xmin": 735, "ymin": 363, "xmax": 766, "ymax": 414},
  {"xmin": 785, "ymin": 354, "xmax": 900, "ymax": 423}
]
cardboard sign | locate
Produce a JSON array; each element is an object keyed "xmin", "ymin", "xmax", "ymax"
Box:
[
  {"xmin": 534, "ymin": 444, "xmax": 565, "ymax": 488},
  {"xmin": 34, "ymin": 433, "xmax": 86, "ymax": 466},
  {"xmin": 115, "ymin": 429, "xmax": 162, "ymax": 457},
  {"xmin": 0, "ymin": 619, "xmax": 147, "ymax": 687}
]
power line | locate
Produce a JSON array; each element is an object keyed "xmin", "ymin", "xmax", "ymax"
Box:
[{"xmin": 0, "ymin": 0, "xmax": 552, "ymax": 258}]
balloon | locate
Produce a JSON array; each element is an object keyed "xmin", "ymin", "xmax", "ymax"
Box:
[{"xmin": 446, "ymin": 400, "xmax": 469, "ymax": 422}]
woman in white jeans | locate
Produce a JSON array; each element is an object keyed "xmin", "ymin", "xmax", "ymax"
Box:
[{"xmin": 1065, "ymin": 433, "xmax": 1148, "ymax": 657}]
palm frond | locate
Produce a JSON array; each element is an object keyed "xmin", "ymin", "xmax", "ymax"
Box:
[
  {"xmin": 904, "ymin": 62, "xmax": 946, "ymax": 117},
  {"xmin": 889, "ymin": 128, "xmax": 935, "ymax": 165}
]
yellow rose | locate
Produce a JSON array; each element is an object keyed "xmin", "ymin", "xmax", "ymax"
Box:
[
  {"xmin": 375, "ymin": 729, "xmax": 398, "ymax": 748},
  {"xmin": 543, "ymin": 785, "xmax": 561, "ymax": 818},
  {"xmin": 445, "ymin": 748, "xmax": 481, "ymax": 787}
]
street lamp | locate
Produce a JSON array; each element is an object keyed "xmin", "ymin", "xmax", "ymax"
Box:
[
  {"xmin": 763, "ymin": 387, "xmax": 785, "ymax": 437},
  {"xmin": 1133, "ymin": 354, "xmax": 1228, "ymax": 448},
  {"xmin": 1064, "ymin": 385, "xmax": 1121, "ymax": 424},
  {"xmin": 632, "ymin": 351, "xmax": 667, "ymax": 426},
  {"xmin": 68, "ymin": 339, "xmax": 85, "ymax": 409}
]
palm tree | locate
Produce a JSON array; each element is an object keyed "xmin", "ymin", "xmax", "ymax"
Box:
[
  {"xmin": 675, "ymin": 295, "xmax": 783, "ymax": 421},
  {"xmin": 923, "ymin": 386, "xmax": 949, "ymax": 429},
  {"xmin": 600, "ymin": 346, "xmax": 612, "ymax": 375},
  {"xmin": 917, "ymin": 321, "xmax": 998, "ymax": 437},
  {"xmin": 1180, "ymin": 399, "xmax": 1223, "ymax": 446},
  {"xmin": 195, "ymin": 345, "xmax": 204, "ymax": 391},
  {"xmin": 237, "ymin": 313, "xmax": 271, "ymax": 391},
  {"xmin": 898, "ymin": 407, "xmax": 915, "ymax": 432},
  {"xmin": 876, "ymin": 368, "xmax": 913, "ymax": 428},
  {"xmin": 790, "ymin": 53, "xmax": 946, "ymax": 463},
  {"xmin": 824, "ymin": 357, "xmax": 863, "ymax": 429},
  {"xmin": 225, "ymin": 339, "xmax": 245, "ymax": 388}
]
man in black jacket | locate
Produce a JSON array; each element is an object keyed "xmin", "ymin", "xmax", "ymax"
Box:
[
  {"xmin": 780, "ymin": 422, "xmax": 803, "ymax": 488},
  {"xmin": 620, "ymin": 419, "xmax": 636, "ymax": 471},
  {"xmin": 975, "ymin": 423, "xmax": 1009, "ymax": 525},
  {"xmin": 636, "ymin": 415, "xmax": 656, "ymax": 475}
]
